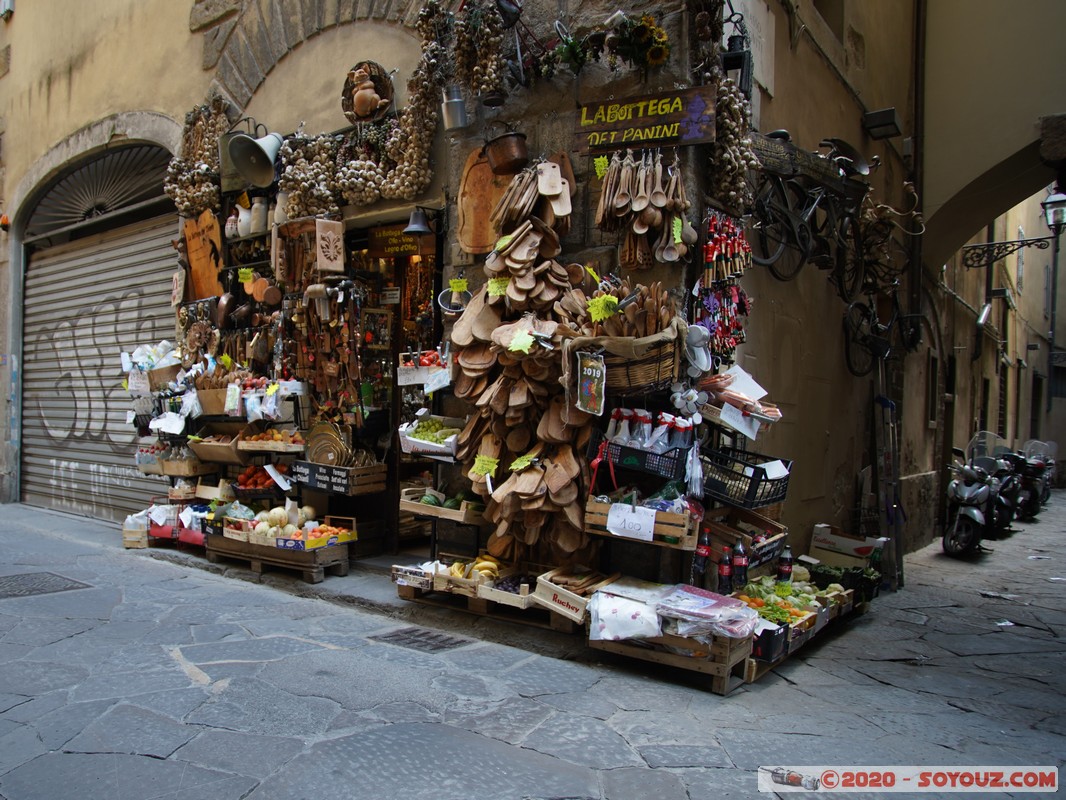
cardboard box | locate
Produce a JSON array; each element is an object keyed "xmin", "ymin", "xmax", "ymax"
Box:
[
  {"xmin": 398, "ymin": 414, "xmax": 466, "ymax": 458},
  {"xmin": 147, "ymin": 364, "xmax": 181, "ymax": 391},
  {"xmin": 275, "ymin": 530, "xmax": 355, "ymax": 551},
  {"xmin": 188, "ymin": 422, "xmax": 253, "ymax": 465},
  {"xmin": 196, "ymin": 388, "xmax": 231, "ymax": 416},
  {"xmin": 811, "ymin": 523, "xmax": 887, "ymax": 559},
  {"xmin": 751, "ymin": 619, "xmax": 787, "ymax": 662},
  {"xmin": 807, "ymin": 545, "xmax": 869, "ymax": 569},
  {"xmin": 160, "ymin": 458, "xmax": 216, "ymax": 477}
]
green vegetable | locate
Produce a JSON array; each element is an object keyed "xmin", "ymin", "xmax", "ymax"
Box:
[
  {"xmin": 758, "ymin": 605, "xmax": 792, "ymax": 625},
  {"xmin": 420, "ymin": 494, "xmax": 442, "ymax": 507},
  {"xmin": 442, "ymin": 497, "xmax": 462, "ymax": 510}
]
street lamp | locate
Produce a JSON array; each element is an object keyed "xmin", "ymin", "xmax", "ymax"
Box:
[{"xmin": 1042, "ymin": 190, "xmax": 1066, "ymax": 411}]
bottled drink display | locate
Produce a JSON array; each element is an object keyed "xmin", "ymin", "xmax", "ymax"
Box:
[
  {"xmin": 776, "ymin": 543, "xmax": 794, "ymax": 583},
  {"xmin": 732, "ymin": 540, "xmax": 748, "ymax": 586},
  {"xmin": 693, "ymin": 529, "xmax": 712, "ymax": 575},
  {"xmin": 717, "ymin": 545, "xmax": 733, "ymax": 594}
]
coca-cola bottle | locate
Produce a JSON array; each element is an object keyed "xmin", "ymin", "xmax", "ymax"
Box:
[
  {"xmin": 693, "ymin": 529, "xmax": 712, "ymax": 576},
  {"xmin": 717, "ymin": 546, "xmax": 734, "ymax": 594},
  {"xmin": 776, "ymin": 543, "xmax": 794, "ymax": 585},
  {"xmin": 732, "ymin": 540, "xmax": 749, "ymax": 588}
]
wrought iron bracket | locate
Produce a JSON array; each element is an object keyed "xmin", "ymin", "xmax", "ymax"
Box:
[{"xmin": 962, "ymin": 237, "xmax": 1052, "ymax": 269}]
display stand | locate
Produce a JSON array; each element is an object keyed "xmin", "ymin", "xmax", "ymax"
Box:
[{"xmin": 206, "ymin": 535, "xmax": 350, "ymax": 583}]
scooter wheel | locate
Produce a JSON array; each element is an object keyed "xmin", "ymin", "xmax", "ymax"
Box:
[{"xmin": 942, "ymin": 517, "xmax": 980, "ymax": 557}]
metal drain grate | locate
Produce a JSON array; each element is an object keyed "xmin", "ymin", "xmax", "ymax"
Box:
[
  {"xmin": 0, "ymin": 572, "xmax": 91, "ymax": 600},
  {"xmin": 368, "ymin": 626, "xmax": 473, "ymax": 653}
]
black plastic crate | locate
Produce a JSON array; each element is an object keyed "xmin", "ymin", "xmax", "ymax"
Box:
[
  {"xmin": 587, "ymin": 429, "xmax": 688, "ymax": 482},
  {"xmin": 701, "ymin": 447, "xmax": 792, "ymax": 509}
]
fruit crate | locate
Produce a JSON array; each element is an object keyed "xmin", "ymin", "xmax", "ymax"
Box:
[
  {"xmin": 430, "ymin": 553, "xmax": 495, "ymax": 598},
  {"xmin": 398, "ymin": 487, "xmax": 485, "ymax": 524},
  {"xmin": 702, "ymin": 506, "xmax": 788, "ymax": 568},
  {"xmin": 237, "ymin": 429, "xmax": 306, "ymax": 453},
  {"xmin": 587, "ymin": 429, "xmax": 688, "ymax": 481},
  {"xmin": 701, "ymin": 447, "xmax": 792, "ymax": 509},
  {"xmin": 583, "ymin": 500, "xmax": 698, "ymax": 550},
  {"xmin": 531, "ymin": 567, "xmax": 621, "ymax": 623}
]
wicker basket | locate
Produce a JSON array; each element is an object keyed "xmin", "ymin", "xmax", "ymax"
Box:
[{"xmin": 603, "ymin": 339, "xmax": 681, "ymax": 394}]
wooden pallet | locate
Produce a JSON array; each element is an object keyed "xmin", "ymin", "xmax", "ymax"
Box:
[
  {"xmin": 205, "ymin": 535, "xmax": 349, "ymax": 583},
  {"xmin": 395, "ymin": 583, "xmax": 578, "ymax": 634},
  {"xmin": 587, "ymin": 631, "xmax": 752, "ymax": 696}
]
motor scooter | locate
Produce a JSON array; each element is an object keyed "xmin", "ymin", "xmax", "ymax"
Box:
[
  {"xmin": 1023, "ymin": 440, "xmax": 1054, "ymax": 505},
  {"xmin": 969, "ymin": 432, "xmax": 1015, "ymax": 537},
  {"xmin": 942, "ymin": 433, "xmax": 1000, "ymax": 557},
  {"xmin": 1012, "ymin": 439, "xmax": 1049, "ymax": 521}
]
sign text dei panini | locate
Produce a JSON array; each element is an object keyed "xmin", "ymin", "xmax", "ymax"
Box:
[{"xmin": 572, "ymin": 85, "xmax": 716, "ymax": 155}]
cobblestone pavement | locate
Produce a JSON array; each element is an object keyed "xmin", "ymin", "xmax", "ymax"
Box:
[{"xmin": 0, "ymin": 495, "xmax": 1062, "ymax": 799}]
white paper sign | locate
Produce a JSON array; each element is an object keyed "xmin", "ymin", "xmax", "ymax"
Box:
[
  {"xmin": 128, "ymin": 370, "xmax": 151, "ymax": 397},
  {"xmin": 120, "ymin": 352, "xmax": 133, "ymax": 372},
  {"xmin": 719, "ymin": 403, "xmax": 761, "ymax": 440},
  {"xmin": 178, "ymin": 507, "xmax": 195, "ymax": 528},
  {"xmin": 424, "ymin": 367, "xmax": 452, "ymax": 394},
  {"xmin": 723, "ymin": 364, "xmax": 768, "ymax": 401},
  {"xmin": 148, "ymin": 412, "xmax": 186, "ymax": 435},
  {"xmin": 744, "ymin": 459, "xmax": 790, "ymax": 480},
  {"xmin": 264, "ymin": 463, "xmax": 292, "ymax": 492},
  {"xmin": 606, "ymin": 503, "xmax": 657, "ymax": 542},
  {"xmin": 126, "ymin": 410, "xmax": 136, "ymax": 424},
  {"xmin": 149, "ymin": 506, "xmax": 171, "ymax": 526}
]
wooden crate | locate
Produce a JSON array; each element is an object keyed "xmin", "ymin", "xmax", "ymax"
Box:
[
  {"xmin": 531, "ymin": 568, "xmax": 621, "ymax": 623},
  {"xmin": 395, "ymin": 582, "xmax": 578, "ymax": 633},
  {"xmin": 237, "ymin": 430, "xmax": 306, "ymax": 454},
  {"xmin": 122, "ymin": 526, "xmax": 149, "ymax": 549},
  {"xmin": 205, "ymin": 535, "xmax": 349, "ymax": 583},
  {"xmin": 291, "ymin": 461, "xmax": 387, "ymax": 496},
  {"xmin": 588, "ymin": 631, "xmax": 752, "ymax": 696},
  {"xmin": 584, "ymin": 500, "xmax": 698, "ymax": 550},
  {"xmin": 398, "ymin": 487, "xmax": 485, "ymax": 525},
  {"xmin": 702, "ymin": 506, "xmax": 788, "ymax": 568}
]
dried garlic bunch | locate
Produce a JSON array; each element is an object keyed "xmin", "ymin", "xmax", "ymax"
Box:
[
  {"xmin": 380, "ymin": 1, "xmax": 447, "ymax": 200},
  {"xmin": 278, "ymin": 134, "xmax": 341, "ymax": 218},
  {"xmin": 454, "ymin": 0, "xmax": 505, "ymax": 99},
  {"xmin": 708, "ymin": 77, "xmax": 759, "ymax": 211},
  {"xmin": 165, "ymin": 99, "xmax": 229, "ymax": 216}
]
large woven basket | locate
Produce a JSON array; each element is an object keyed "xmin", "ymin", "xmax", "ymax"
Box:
[{"xmin": 603, "ymin": 339, "xmax": 681, "ymax": 394}]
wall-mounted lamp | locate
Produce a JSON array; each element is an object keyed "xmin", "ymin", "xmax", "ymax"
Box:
[
  {"xmin": 991, "ymin": 286, "xmax": 1016, "ymax": 311},
  {"xmin": 403, "ymin": 207, "xmax": 442, "ymax": 236},
  {"xmin": 976, "ymin": 302, "xmax": 992, "ymax": 328},
  {"xmin": 862, "ymin": 107, "xmax": 902, "ymax": 140},
  {"xmin": 721, "ymin": 33, "xmax": 754, "ymax": 100}
]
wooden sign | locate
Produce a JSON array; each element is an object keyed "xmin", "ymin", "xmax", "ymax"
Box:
[
  {"xmin": 183, "ymin": 209, "xmax": 224, "ymax": 301},
  {"xmin": 573, "ymin": 86, "xmax": 716, "ymax": 154},
  {"xmin": 366, "ymin": 224, "xmax": 434, "ymax": 258}
]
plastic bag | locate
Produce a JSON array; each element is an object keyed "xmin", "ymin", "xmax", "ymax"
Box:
[
  {"xmin": 181, "ymin": 389, "xmax": 203, "ymax": 419},
  {"xmin": 655, "ymin": 584, "xmax": 759, "ymax": 639},
  {"xmin": 588, "ymin": 592, "xmax": 662, "ymax": 641}
]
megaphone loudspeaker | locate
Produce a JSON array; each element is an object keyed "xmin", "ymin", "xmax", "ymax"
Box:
[{"xmin": 228, "ymin": 132, "xmax": 283, "ymax": 188}]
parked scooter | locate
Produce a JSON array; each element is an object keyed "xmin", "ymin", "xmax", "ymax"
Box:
[
  {"xmin": 1023, "ymin": 440, "xmax": 1054, "ymax": 505},
  {"xmin": 942, "ymin": 433, "xmax": 1001, "ymax": 557},
  {"xmin": 1012, "ymin": 439, "xmax": 1050, "ymax": 521}
]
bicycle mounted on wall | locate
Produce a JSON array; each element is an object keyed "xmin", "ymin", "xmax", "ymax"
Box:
[{"xmin": 747, "ymin": 130, "xmax": 876, "ymax": 303}]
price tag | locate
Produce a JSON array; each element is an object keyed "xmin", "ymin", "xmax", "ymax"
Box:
[
  {"xmin": 593, "ymin": 155, "xmax": 610, "ymax": 179},
  {"xmin": 508, "ymin": 329, "xmax": 534, "ymax": 353},
  {"xmin": 606, "ymin": 503, "xmax": 656, "ymax": 542},
  {"xmin": 266, "ymin": 383, "xmax": 279, "ymax": 396},
  {"xmin": 585, "ymin": 265, "xmax": 601, "ymax": 283},
  {"xmin": 126, "ymin": 410, "xmax": 137, "ymax": 424},
  {"xmin": 449, "ymin": 278, "xmax": 469, "ymax": 293},
  {"xmin": 509, "ymin": 452, "xmax": 536, "ymax": 472},
  {"xmin": 672, "ymin": 216, "xmax": 684, "ymax": 244},
  {"xmin": 587, "ymin": 295, "xmax": 618, "ymax": 322},
  {"xmin": 723, "ymin": 364, "xmax": 768, "ymax": 400},
  {"xmin": 127, "ymin": 370, "xmax": 150, "ymax": 397},
  {"xmin": 471, "ymin": 455, "xmax": 499, "ymax": 477},
  {"xmin": 719, "ymin": 403, "xmax": 760, "ymax": 440},
  {"xmin": 219, "ymin": 353, "xmax": 233, "ymax": 370},
  {"xmin": 149, "ymin": 506, "xmax": 171, "ymax": 526},
  {"xmin": 424, "ymin": 367, "xmax": 452, "ymax": 394},
  {"xmin": 488, "ymin": 277, "xmax": 510, "ymax": 297},
  {"xmin": 238, "ymin": 267, "xmax": 254, "ymax": 284},
  {"xmin": 264, "ymin": 464, "xmax": 292, "ymax": 492},
  {"xmin": 178, "ymin": 507, "xmax": 195, "ymax": 528},
  {"xmin": 236, "ymin": 192, "xmax": 251, "ymax": 209},
  {"xmin": 494, "ymin": 233, "xmax": 514, "ymax": 253}
]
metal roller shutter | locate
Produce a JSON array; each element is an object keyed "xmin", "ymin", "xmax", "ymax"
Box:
[{"xmin": 21, "ymin": 216, "xmax": 177, "ymax": 522}]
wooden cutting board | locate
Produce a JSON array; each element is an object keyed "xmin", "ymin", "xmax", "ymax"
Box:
[
  {"xmin": 457, "ymin": 148, "xmax": 513, "ymax": 254},
  {"xmin": 183, "ymin": 209, "xmax": 225, "ymax": 301}
]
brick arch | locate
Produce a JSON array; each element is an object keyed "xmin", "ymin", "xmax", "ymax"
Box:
[{"xmin": 194, "ymin": 0, "xmax": 439, "ymax": 109}]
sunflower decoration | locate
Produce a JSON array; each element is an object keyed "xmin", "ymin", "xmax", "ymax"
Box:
[{"xmin": 605, "ymin": 12, "xmax": 671, "ymax": 75}]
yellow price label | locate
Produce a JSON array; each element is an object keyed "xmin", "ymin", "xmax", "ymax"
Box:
[
  {"xmin": 593, "ymin": 155, "xmax": 610, "ymax": 180},
  {"xmin": 673, "ymin": 216, "xmax": 684, "ymax": 244},
  {"xmin": 510, "ymin": 452, "xmax": 537, "ymax": 472},
  {"xmin": 471, "ymin": 455, "xmax": 499, "ymax": 477},
  {"xmin": 494, "ymin": 233, "xmax": 514, "ymax": 253},
  {"xmin": 587, "ymin": 294, "xmax": 619, "ymax": 323},
  {"xmin": 449, "ymin": 278, "xmax": 469, "ymax": 293},
  {"xmin": 266, "ymin": 383, "xmax": 279, "ymax": 396},
  {"xmin": 488, "ymin": 277, "xmax": 510, "ymax": 297},
  {"xmin": 585, "ymin": 265, "xmax": 601, "ymax": 283},
  {"xmin": 122, "ymin": 379, "xmax": 129, "ymax": 390},
  {"xmin": 508, "ymin": 329, "xmax": 534, "ymax": 353},
  {"xmin": 236, "ymin": 192, "xmax": 250, "ymax": 209},
  {"xmin": 237, "ymin": 267, "xmax": 254, "ymax": 283},
  {"xmin": 219, "ymin": 354, "xmax": 233, "ymax": 370}
]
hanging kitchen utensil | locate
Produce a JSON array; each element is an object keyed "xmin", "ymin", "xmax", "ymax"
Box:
[{"xmin": 482, "ymin": 122, "xmax": 529, "ymax": 175}]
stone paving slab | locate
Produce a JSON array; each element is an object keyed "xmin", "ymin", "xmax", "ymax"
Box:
[{"xmin": 65, "ymin": 704, "xmax": 199, "ymax": 758}]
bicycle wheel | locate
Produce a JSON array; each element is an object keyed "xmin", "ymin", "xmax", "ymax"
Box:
[
  {"xmin": 748, "ymin": 179, "xmax": 809, "ymax": 281},
  {"xmin": 833, "ymin": 214, "xmax": 865, "ymax": 303},
  {"xmin": 843, "ymin": 302, "xmax": 876, "ymax": 377}
]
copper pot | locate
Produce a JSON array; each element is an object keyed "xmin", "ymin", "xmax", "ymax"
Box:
[{"xmin": 483, "ymin": 128, "xmax": 528, "ymax": 175}]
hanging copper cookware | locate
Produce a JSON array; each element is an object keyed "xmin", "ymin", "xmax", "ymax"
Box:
[{"xmin": 482, "ymin": 123, "xmax": 528, "ymax": 175}]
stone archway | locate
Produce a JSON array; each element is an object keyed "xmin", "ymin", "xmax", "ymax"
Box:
[{"xmin": 190, "ymin": 0, "xmax": 429, "ymax": 109}]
